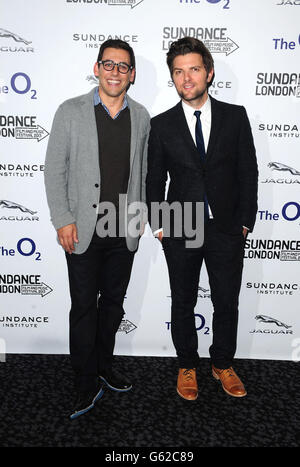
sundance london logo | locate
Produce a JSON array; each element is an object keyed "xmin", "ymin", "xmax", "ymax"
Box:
[{"xmin": 66, "ymin": 0, "xmax": 144, "ymax": 8}]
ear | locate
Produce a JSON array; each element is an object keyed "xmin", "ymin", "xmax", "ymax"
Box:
[
  {"xmin": 94, "ymin": 62, "xmax": 99, "ymax": 77},
  {"xmin": 207, "ymin": 67, "xmax": 214, "ymax": 85},
  {"xmin": 129, "ymin": 67, "xmax": 136, "ymax": 85}
]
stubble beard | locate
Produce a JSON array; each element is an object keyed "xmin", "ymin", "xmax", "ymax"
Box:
[{"xmin": 178, "ymin": 87, "xmax": 207, "ymax": 104}]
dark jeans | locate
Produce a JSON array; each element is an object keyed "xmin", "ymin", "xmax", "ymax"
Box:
[
  {"xmin": 162, "ymin": 220, "xmax": 245, "ymax": 369},
  {"xmin": 66, "ymin": 232, "xmax": 135, "ymax": 391}
]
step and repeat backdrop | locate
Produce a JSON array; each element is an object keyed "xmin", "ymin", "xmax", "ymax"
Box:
[{"xmin": 1, "ymin": 0, "xmax": 299, "ymax": 361}]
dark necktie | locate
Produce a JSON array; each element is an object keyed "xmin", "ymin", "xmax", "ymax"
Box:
[{"xmin": 194, "ymin": 110, "xmax": 209, "ymax": 220}]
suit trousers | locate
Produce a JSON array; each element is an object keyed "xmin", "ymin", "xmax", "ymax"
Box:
[
  {"xmin": 162, "ymin": 220, "xmax": 245, "ymax": 369},
  {"xmin": 66, "ymin": 232, "xmax": 135, "ymax": 391}
]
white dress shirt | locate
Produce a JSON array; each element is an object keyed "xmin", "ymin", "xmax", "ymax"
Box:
[
  {"xmin": 182, "ymin": 96, "xmax": 213, "ymax": 219},
  {"xmin": 181, "ymin": 95, "xmax": 211, "ymax": 151}
]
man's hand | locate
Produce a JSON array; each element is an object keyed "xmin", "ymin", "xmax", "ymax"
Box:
[{"xmin": 57, "ymin": 223, "xmax": 78, "ymax": 254}]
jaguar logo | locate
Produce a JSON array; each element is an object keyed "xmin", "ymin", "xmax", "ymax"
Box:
[
  {"xmin": 0, "ymin": 200, "xmax": 37, "ymax": 215},
  {"xmin": 86, "ymin": 75, "xmax": 98, "ymax": 85},
  {"xmin": 255, "ymin": 314, "xmax": 292, "ymax": 329},
  {"xmin": 268, "ymin": 162, "xmax": 300, "ymax": 176},
  {"xmin": 0, "ymin": 28, "xmax": 32, "ymax": 45}
]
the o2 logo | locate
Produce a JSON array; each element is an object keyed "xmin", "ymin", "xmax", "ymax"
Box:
[
  {"xmin": 0, "ymin": 237, "xmax": 41, "ymax": 261},
  {"xmin": 17, "ymin": 237, "xmax": 41, "ymax": 260},
  {"xmin": 0, "ymin": 72, "xmax": 37, "ymax": 99},
  {"xmin": 166, "ymin": 313, "xmax": 210, "ymax": 334},
  {"xmin": 195, "ymin": 313, "xmax": 210, "ymax": 334},
  {"xmin": 11, "ymin": 72, "xmax": 37, "ymax": 99},
  {"xmin": 258, "ymin": 201, "xmax": 300, "ymax": 223},
  {"xmin": 282, "ymin": 201, "xmax": 300, "ymax": 221},
  {"xmin": 206, "ymin": 0, "xmax": 230, "ymax": 9}
]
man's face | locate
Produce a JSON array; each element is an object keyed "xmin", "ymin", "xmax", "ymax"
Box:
[
  {"xmin": 171, "ymin": 53, "xmax": 214, "ymax": 107},
  {"xmin": 94, "ymin": 47, "xmax": 135, "ymax": 99}
]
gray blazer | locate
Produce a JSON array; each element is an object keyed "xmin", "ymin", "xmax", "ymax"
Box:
[{"xmin": 44, "ymin": 87, "xmax": 150, "ymax": 253}]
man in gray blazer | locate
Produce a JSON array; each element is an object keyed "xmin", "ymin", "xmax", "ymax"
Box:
[{"xmin": 45, "ymin": 39, "xmax": 150, "ymax": 419}]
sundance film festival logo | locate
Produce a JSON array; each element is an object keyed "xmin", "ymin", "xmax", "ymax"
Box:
[
  {"xmin": 250, "ymin": 315, "xmax": 293, "ymax": 335},
  {"xmin": 0, "ymin": 115, "xmax": 49, "ymax": 142},
  {"xmin": 0, "ymin": 28, "xmax": 34, "ymax": 53},
  {"xmin": 0, "ymin": 200, "xmax": 39, "ymax": 221},
  {"xmin": 244, "ymin": 238, "xmax": 300, "ymax": 261},
  {"xmin": 162, "ymin": 27, "xmax": 238, "ymax": 55},
  {"xmin": 118, "ymin": 319, "xmax": 137, "ymax": 333},
  {"xmin": 261, "ymin": 161, "xmax": 300, "ymax": 185},
  {"xmin": 0, "ymin": 274, "xmax": 53, "ymax": 297},
  {"xmin": 66, "ymin": 0, "xmax": 144, "ymax": 8},
  {"xmin": 255, "ymin": 72, "xmax": 300, "ymax": 97}
]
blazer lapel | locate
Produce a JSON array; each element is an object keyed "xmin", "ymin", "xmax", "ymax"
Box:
[
  {"xmin": 173, "ymin": 102, "xmax": 203, "ymax": 168},
  {"xmin": 80, "ymin": 87, "xmax": 99, "ymax": 167},
  {"xmin": 206, "ymin": 96, "xmax": 223, "ymax": 162},
  {"xmin": 127, "ymin": 95, "xmax": 139, "ymax": 170}
]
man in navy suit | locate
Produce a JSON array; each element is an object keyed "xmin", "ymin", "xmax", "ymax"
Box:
[{"xmin": 146, "ymin": 37, "xmax": 258, "ymax": 400}]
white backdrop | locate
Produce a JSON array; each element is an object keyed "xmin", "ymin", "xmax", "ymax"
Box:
[{"xmin": 1, "ymin": 0, "xmax": 299, "ymax": 361}]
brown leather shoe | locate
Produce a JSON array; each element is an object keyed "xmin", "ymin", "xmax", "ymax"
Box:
[
  {"xmin": 212, "ymin": 365, "xmax": 247, "ymax": 398},
  {"xmin": 177, "ymin": 368, "xmax": 198, "ymax": 401}
]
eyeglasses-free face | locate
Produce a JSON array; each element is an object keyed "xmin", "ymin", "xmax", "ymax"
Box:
[{"xmin": 172, "ymin": 53, "xmax": 214, "ymax": 108}]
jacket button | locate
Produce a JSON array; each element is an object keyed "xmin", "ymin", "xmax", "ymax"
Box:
[
  {"xmin": 95, "ymin": 183, "xmax": 99, "ymax": 188},
  {"xmin": 93, "ymin": 204, "xmax": 97, "ymax": 208}
]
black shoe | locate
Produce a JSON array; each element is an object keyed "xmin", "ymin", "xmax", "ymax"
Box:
[
  {"xmin": 70, "ymin": 384, "xmax": 104, "ymax": 420},
  {"xmin": 99, "ymin": 369, "xmax": 132, "ymax": 392}
]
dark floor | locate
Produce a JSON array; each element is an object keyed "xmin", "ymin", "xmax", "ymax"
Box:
[{"xmin": 0, "ymin": 354, "xmax": 299, "ymax": 448}]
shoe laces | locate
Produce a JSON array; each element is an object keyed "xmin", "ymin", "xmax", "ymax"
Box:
[
  {"xmin": 183, "ymin": 368, "xmax": 195, "ymax": 381},
  {"xmin": 220, "ymin": 368, "xmax": 235, "ymax": 379}
]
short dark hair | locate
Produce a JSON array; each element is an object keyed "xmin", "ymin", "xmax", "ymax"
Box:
[
  {"xmin": 167, "ymin": 37, "xmax": 214, "ymax": 87},
  {"xmin": 97, "ymin": 39, "xmax": 136, "ymax": 69}
]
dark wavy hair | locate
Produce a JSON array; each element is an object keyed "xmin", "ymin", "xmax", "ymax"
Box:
[
  {"xmin": 167, "ymin": 37, "xmax": 214, "ymax": 87},
  {"xmin": 97, "ymin": 39, "xmax": 136, "ymax": 69}
]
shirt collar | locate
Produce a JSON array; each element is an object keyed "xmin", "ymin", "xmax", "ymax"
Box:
[
  {"xmin": 182, "ymin": 95, "xmax": 211, "ymax": 122},
  {"xmin": 93, "ymin": 87, "xmax": 129, "ymax": 119}
]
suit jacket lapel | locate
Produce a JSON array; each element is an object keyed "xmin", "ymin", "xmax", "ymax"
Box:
[
  {"xmin": 206, "ymin": 96, "xmax": 223, "ymax": 162},
  {"xmin": 173, "ymin": 102, "xmax": 203, "ymax": 168}
]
